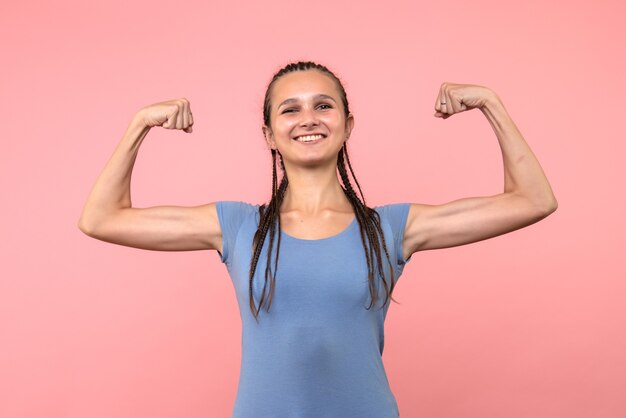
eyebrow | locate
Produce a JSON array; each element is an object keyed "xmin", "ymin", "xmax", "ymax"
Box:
[{"xmin": 277, "ymin": 94, "xmax": 337, "ymax": 109}]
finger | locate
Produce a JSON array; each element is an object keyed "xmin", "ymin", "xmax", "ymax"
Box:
[
  {"xmin": 165, "ymin": 105, "xmax": 177, "ymax": 128},
  {"xmin": 185, "ymin": 105, "xmax": 194, "ymax": 133},
  {"xmin": 458, "ymin": 97, "xmax": 467, "ymax": 112},
  {"xmin": 187, "ymin": 100, "xmax": 194, "ymax": 125},
  {"xmin": 454, "ymin": 89, "xmax": 467, "ymax": 113},
  {"xmin": 441, "ymin": 87, "xmax": 450, "ymax": 115},
  {"xmin": 449, "ymin": 89, "xmax": 456, "ymax": 115},
  {"xmin": 455, "ymin": 89, "xmax": 467, "ymax": 111},
  {"xmin": 448, "ymin": 90, "xmax": 461, "ymax": 114},
  {"xmin": 176, "ymin": 99, "xmax": 186, "ymax": 129},
  {"xmin": 435, "ymin": 84, "xmax": 444, "ymax": 113},
  {"xmin": 181, "ymin": 101, "xmax": 189, "ymax": 129},
  {"xmin": 176, "ymin": 102, "xmax": 184, "ymax": 129},
  {"xmin": 442, "ymin": 83, "xmax": 453, "ymax": 114}
]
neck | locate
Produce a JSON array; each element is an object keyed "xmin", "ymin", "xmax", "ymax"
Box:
[{"xmin": 280, "ymin": 160, "xmax": 351, "ymax": 215}]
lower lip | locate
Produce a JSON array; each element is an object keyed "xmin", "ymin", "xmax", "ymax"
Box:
[{"xmin": 293, "ymin": 136, "xmax": 326, "ymax": 144}]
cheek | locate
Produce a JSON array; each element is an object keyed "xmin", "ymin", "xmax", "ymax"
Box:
[
  {"xmin": 273, "ymin": 122, "xmax": 296, "ymax": 143},
  {"xmin": 276, "ymin": 117, "xmax": 298, "ymax": 131},
  {"xmin": 323, "ymin": 115, "xmax": 343, "ymax": 130}
]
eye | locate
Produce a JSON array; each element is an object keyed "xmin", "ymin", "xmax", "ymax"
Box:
[{"xmin": 281, "ymin": 103, "xmax": 332, "ymax": 114}]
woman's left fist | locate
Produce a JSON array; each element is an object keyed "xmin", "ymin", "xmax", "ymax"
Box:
[{"xmin": 434, "ymin": 82, "xmax": 494, "ymax": 118}]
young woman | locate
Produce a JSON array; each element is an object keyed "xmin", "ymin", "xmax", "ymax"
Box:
[{"xmin": 78, "ymin": 61, "xmax": 557, "ymax": 417}]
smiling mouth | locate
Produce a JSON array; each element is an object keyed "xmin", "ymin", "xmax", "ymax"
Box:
[{"xmin": 293, "ymin": 134, "xmax": 326, "ymax": 143}]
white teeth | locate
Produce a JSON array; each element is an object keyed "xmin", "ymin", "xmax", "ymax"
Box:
[{"xmin": 295, "ymin": 134, "xmax": 324, "ymax": 142}]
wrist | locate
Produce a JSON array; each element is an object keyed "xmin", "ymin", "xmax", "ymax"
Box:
[
  {"xmin": 480, "ymin": 90, "xmax": 504, "ymax": 114},
  {"xmin": 130, "ymin": 109, "xmax": 152, "ymax": 132},
  {"xmin": 131, "ymin": 109, "xmax": 146, "ymax": 127},
  {"xmin": 119, "ymin": 112, "xmax": 151, "ymax": 147}
]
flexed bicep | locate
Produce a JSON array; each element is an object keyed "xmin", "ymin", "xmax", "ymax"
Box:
[{"xmin": 403, "ymin": 193, "xmax": 554, "ymax": 254}]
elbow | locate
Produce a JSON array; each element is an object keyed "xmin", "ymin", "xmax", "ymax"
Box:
[
  {"xmin": 78, "ymin": 209, "xmax": 123, "ymax": 238},
  {"xmin": 514, "ymin": 191, "xmax": 558, "ymax": 217},
  {"xmin": 545, "ymin": 195, "xmax": 558, "ymax": 213},
  {"xmin": 538, "ymin": 197, "xmax": 558, "ymax": 216},
  {"xmin": 78, "ymin": 220, "xmax": 90, "ymax": 236},
  {"xmin": 549, "ymin": 199, "xmax": 558, "ymax": 213},
  {"xmin": 78, "ymin": 215, "xmax": 95, "ymax": 236}
]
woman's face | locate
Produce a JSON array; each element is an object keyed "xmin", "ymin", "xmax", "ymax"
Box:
[{"xmin": 263, "ymin": 70, "xmax": 354, "ymax": 167}]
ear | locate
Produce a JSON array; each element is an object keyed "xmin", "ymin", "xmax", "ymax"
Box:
[
  {"xmin": 262, "ymin": 125, "xmax": 277, "ymax": 150},
  {"xmin": 344, "ymin": 113, "xmax": 355, "ymax": 142}
]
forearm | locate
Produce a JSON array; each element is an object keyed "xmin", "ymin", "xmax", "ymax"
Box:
[
  {"xmin": 78, "ymin": 112, "xmax": 150, "ymax": 231},
  {"xmin": 481, "ymin": 93, "xmax": 558, "ymax": 211}
]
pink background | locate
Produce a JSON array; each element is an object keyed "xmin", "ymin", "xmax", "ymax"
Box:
[{"xmin": 1, "ymin": 0, "xmax": 625, "ymax": 417}]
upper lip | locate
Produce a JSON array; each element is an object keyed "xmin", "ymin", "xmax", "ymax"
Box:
[{"xmin": 293, "ymin": 132, "xmax": 327, "ymax": 139}]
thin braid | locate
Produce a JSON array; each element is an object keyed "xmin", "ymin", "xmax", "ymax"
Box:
[
  {"xmin": 249, "ymin": 60, "xmax": 401, "ymax": 321},
  {"xmin": 336, "ymin": 150, "xmax": 376, "ymax": 301},
  {"xmin": 250, "ymin": 149, "xmax": 289, "ymax": 322},
  {"xmin": 265, "ymin": 164, "xmax": 288, "ymax": 313},
  {"xmin": 249, "ymin": 151, "xmax": 276, "ymax": 320},
  {"xmin": 343, "ymin": 144, "xmax": 397, "ymax": 305},
  {"xmin": 343, "ymin": 141, "xmax": 368, "ymax": 208},
  {"xmin": 337, "ymin": 146, "xmax": 397, "ymax": 309}
]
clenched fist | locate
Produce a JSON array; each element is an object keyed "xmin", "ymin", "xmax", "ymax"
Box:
[
  {"xmin": 434, "ymin": 83, "xmax": 495, "ymax": 119},
  {"xmin": 137, "ymin": 98, "xmax": 194, "ymax": 133}
]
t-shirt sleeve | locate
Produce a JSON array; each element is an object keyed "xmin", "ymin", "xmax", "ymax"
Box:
[
  {"xmin": 215, "ymin": 201, "xmax": 257, "ymax": 265},
  {"xmin": 373, "ymin": 203, "xmax": 413, "ymax": 274}
]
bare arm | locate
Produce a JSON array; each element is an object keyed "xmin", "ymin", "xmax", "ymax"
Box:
[
  {"xmin": 404, "ymin": 86, "xmax": 557, "ymax": 256},
  {"xmin": 78, "ymin": 100, "xmax": 223, "ymax": 252}
]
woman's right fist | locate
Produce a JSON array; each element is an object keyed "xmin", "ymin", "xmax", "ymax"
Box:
[{"xmin": 137, "ymin": 98, "xmax": 194, "ymax": 133}]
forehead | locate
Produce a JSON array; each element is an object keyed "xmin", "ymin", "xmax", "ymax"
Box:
[{"xmin": 272, "ymin": 70, "xmax": 339, "ymax": 105}]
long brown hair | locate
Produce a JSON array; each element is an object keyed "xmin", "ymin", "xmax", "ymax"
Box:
[{"xmin": 249, "ymin": 61, "xmax": 398, "ymax": 322}]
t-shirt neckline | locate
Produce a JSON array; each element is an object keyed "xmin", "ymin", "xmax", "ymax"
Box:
[{"xmin": 280, "ymin": 216, "xmax": 357, "ymax": 242}]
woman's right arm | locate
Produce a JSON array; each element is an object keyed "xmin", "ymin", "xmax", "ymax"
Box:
[{"xmin": 77, "ymin": 99, "xmax": 223, "ymax": 252}]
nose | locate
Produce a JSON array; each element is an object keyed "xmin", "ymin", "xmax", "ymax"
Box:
[{"xmin": 299, "ymin": 106, "xmax": 319, "ymax": 128}]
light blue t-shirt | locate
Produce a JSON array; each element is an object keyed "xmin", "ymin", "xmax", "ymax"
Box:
[{"xmin": 215, "ymin": 201, "xmax": 413, "ymax": 418}]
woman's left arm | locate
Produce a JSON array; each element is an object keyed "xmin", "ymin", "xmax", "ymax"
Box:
[
  {"xmin": 403, "ymin": 84, "xmax": 558, "ymax": 257},
  {"xmin": 479, "ymin": 90, "xmax": 558, "ymax": 210}
]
